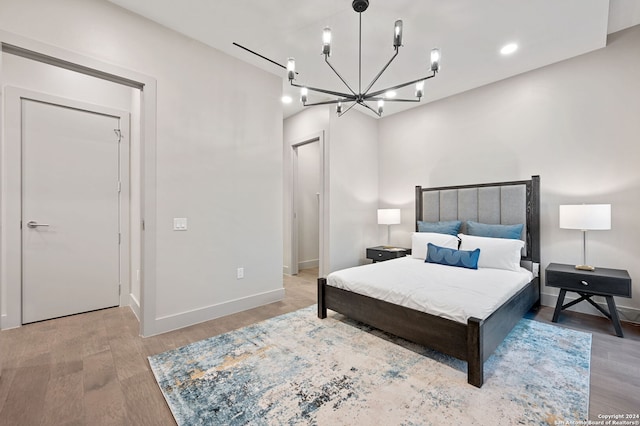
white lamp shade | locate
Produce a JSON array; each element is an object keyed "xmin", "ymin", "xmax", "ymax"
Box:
[
  {"xmin": 559, "ymin": 204, "xmax": 611, "ymax": 230},
  {"xmin": 378, "ymin": 208, "xmax": 401, "ymax": 225}
]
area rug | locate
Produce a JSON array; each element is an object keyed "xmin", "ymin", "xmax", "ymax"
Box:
[{"xmin": 148, "ymin": 306, "xmax": 591, "ymax": 425}]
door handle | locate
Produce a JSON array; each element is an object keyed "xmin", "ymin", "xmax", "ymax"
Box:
[{"xmin": 26, "ymin": 221, "xmax": 50, "ymax": 229}]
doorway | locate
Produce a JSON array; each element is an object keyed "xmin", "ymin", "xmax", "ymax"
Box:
[
  {"xmin": 20, "ymin": 95, "xmax": 129, "ymax": 323},
  {"xmin": 289, "ymin": 132, "xmax": 326, "ymax": 277},
  {"xmin": 1, "ymin": 34, "xmax": 157, "ymax": 336},
  {"xmin": 293, "ymin": 140, "xmax": 320, "ymax": 275}
]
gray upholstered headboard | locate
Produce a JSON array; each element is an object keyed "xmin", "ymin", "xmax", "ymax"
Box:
[{"xmin": 415, "ymin": 176, "xmax": 540, "ymax": 262}]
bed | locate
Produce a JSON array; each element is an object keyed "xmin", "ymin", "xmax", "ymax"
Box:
[{"xmin": 317, "ymin": 176, "xmax": 540, "ymax": 387}]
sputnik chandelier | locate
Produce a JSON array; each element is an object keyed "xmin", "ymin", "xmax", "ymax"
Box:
[{"xmin": 286, "ymin": 0, "xmax": 441, "ymax": 117}]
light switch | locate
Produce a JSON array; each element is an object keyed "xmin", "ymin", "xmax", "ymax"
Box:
[{"xmin": 173, "ymin": 217, "xmax": 188, "ymax": 231}]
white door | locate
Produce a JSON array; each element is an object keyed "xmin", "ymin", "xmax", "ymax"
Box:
[
  {"xmin": 295, "ymin": 141, "xmax": 320, "ymax": 272},
  {"xmin": 22, "ymin": 99, "xmax": 121, "ymax": 324}
]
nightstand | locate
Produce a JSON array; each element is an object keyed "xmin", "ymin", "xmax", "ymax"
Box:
[
  {"xmin": 366, "ymin": 246, "xmax": 411, "ymax": 263},
  {"xmin": 546, "ymin": 263, "xmax": 632, "ymax": 337}
]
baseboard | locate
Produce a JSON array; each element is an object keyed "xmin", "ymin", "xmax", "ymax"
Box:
[
  {"xmin": 128, "ymin": 293, "xmax": 141, "ymax": 322},
  {"xmin": 298, "ymin": 259, "xmax": 319, "ymax": 270},
  {"xmin": 0, "ymin": 313, "xmax": 20, "ymax": 330},
  {"xmin": 148, "ymin": 288, "xmax": 285, "ymax": 337},
  {"xmin": 541, "ymin": 292, "xmax": 640, "ymax": 324}
]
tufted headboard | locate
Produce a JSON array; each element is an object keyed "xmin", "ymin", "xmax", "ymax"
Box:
[{"xmin": 415, "ymin": 176, "xmax": 540, "ymax": 262}]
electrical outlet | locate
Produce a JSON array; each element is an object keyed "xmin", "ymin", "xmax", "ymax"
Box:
[{"xmin": 237, "ymin": 267, "xmax": 244, "ymax": 279}]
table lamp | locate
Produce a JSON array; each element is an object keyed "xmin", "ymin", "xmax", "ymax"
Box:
[
  {"xmin": 559, "ymin": 204, "xmax": 611, "ymax": 271},
  {"xmin": 378, "ymin": 208, "xmax": 401, "ymax": 247}
]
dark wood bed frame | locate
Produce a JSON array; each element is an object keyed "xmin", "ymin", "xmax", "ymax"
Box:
[{"xmin": 317, "ymin": 176, "xmax": 540, "ymax": 387}]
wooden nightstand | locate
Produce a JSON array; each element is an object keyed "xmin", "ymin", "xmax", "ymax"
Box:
[
  {"xmin": 366, "ymin": 246, "xmax": 411, "ymax": 263},
  {"xmin": 546, "ymin": 263, "xmax": 632, "ymax": 337}
]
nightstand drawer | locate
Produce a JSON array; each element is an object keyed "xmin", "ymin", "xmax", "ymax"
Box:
[
  {"xmin": 367, "ymin": 248, "xmax": 397, "ymax": 261},
  {"xmin": 546, "ymin": 263, "xmax": 631, "ymax": 298},
  {"xmin": 366, "ymin": 246, "xmax": 410, "ymax": 262}
]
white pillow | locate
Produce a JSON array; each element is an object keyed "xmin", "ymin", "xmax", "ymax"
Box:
[
  {"xmin": 411, "ymin": 232, "xmax": 459, "ymax": 260},
  {"xmin": 458, "ymin": 234, "xmax": 524, "ymax": 272}
]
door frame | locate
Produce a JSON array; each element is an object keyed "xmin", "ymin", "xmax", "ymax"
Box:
[
  {"xmin": 0, "ymin": 31, "xmax": 158, "ymax": 335},
  {"xmin": 288, "ymin": 131, "xmax": 328, "ymax": 277},
  {"xmin": 6, "ymin": 87, "xmax": 131, "ymax": 325}
]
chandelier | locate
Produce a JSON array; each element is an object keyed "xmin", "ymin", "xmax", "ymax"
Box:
[{"xmin": 286, "ymin": 0, "xmax": 441, "ymax": 117}]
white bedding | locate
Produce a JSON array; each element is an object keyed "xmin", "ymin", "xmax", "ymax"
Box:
[{"xmin": 326, "ymin": 257, "xmax": 533, "ymax": 323}]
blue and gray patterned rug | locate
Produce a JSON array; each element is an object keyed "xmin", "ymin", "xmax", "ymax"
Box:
[{"xmin": 149, "ymin": 306, "xmax": 591, "ymax": 425}]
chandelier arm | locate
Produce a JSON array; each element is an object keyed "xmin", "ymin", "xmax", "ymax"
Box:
[
  {"xmin": 290, "ymin": 81, "xmax": 354, "ymax": 99},
  {"xmin": 375, "ymin": 98, "xmax": 422, "ymax": 103},
  {"xmin": 361, "ymin": 48, "xmax": 400, "ymax": 96},
  {"xmin": 303, "ymin": 99, "xmax": 350, "ymax": 107},
  {"xmin": 359, "ymin": 101, "xmax": 382, "ymax": 117},
  {"xmin": 324, "ymin": 56, "xmax": 358, "ymax": 97},
  {"xmin": 365, "ymin": 72, "xmax": 436, "ymax": 98},
  {"xmin": 338, "ymin": 101, "xmax": 358, "ymax": 117},
  {"xmin": 359, "ymin": 97, "xmax": 421, "ymax": 103}
]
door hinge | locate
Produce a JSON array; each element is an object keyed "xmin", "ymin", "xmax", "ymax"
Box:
[
  {"xmin": 114, "ymin": 128, "xmax": 122, "ymax": 142},
  {"xmin": 118, "ymin": 233, "xmax": 121, "ymax": 244},
  {"xmin": 141, "ymin": 219, "xmax": 145, "ymax": 231},
  {"xmin": 117, "ymin": 181, "xmax": 122, "ymax": 193},
  {"xmin": 119, "ymin": 284, "xmax": 121, "ymax": 296}
]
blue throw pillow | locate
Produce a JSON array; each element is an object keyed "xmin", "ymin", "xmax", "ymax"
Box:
[
  {"xmin": 417, "ymin": 220, "xmax": 462, "ymax": 236},
  {"xmin": 466, "ymin": 221, "xmax": 524, "ymax": 240},
  {"xmin": 425, "ymin": 243, "xmax": 480, "ymax": 270}
]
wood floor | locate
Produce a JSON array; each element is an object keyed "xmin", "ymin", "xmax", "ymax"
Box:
[{"xmin": 0, "ymin": 268, "xmax": 638, "ymax": 425}]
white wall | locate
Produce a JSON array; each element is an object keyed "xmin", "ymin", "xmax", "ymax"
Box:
[
  {"xmin": 0, "ymin": 0, "xmax": 284, "ymax": 335},
  {"xmin": 328, "ymin": 109, "xmax": 379, "ymax": 272},
  {"xmin": 378, "ymin": 25, "xmax": 640, "ymax": 321}
]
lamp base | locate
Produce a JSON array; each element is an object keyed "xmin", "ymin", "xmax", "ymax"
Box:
[{"xmin": 575, "ymin": 264, "xmax": 596, "ymax": 272}]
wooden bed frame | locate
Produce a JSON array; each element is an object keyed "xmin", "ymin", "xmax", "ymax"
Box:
[{"xmin": 317, "ymin": 176, "xmax": 540, "ymax": 387}]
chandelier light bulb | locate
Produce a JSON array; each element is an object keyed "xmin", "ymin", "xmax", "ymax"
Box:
[
  {"xmin": 377, "ymin": 99, "xmax": 384, "ymax": 115},
  {"xmin": 415, "ymin": 80, "xmax": 425, "ymax": 98},
  {"xmin": 322, "ymin": 27, "xmax": 332, "ymax": 56},
  {"xmin": 300, "ymin": 87, "xmax": 308, "ymax": 103},
  {"xmin": 430, "ymin": 48, "xmax": 441, "ymax": 72},
  {"xmin": 287, "ymin": 58, "xmax": 296, "ymax": 80},
  {"xmin": 393, "ymin": 20, "xmax": 403, "ymax": 48},
  {"xmin": 337, "ymin": 101, "xmax": 343, "ymax": 114}
]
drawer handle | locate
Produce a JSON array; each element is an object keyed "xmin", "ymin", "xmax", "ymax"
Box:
[
  {"xmin": 378, "ymin": 253, "xmax": 383, "ymax": 257},
  {"xmin": 581, "ymin": 280, "xmax": 589, "ymax": 286}
]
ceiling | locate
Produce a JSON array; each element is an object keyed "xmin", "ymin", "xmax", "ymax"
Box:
[{"xmin": 107, "ymin": 0, "xmax": 640, "ymax": 119}]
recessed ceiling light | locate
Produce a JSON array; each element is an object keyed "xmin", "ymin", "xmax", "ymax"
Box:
[
  {"xmin": 281, "ymin": 95, "xmax": 293, "ymax": 104},
  {"xmin": 385, "ymin": 90, "xmax": 397, "ymax": 98},
  {"xmin": 500, "ymin": 43, "xmax": 518, "ymax": 55}
]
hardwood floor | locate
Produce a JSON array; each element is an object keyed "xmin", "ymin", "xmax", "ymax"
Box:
[{"xmin": 0, "ymin": 268, "xmax": 638, "ymax": 425}]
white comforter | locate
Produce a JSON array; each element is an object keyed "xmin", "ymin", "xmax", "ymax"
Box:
[{"xmin": 326, "ymin": 257, "xmax": 533, "ymax": 323}]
